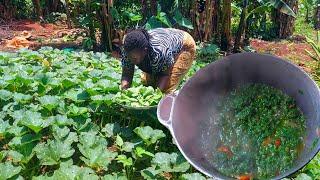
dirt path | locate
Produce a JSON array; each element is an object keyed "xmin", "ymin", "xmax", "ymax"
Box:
[
  {"xmin": 250, "ymin": 38, "xmax": 315, "ymax": 73},
  {"xmin": 0, "ymin": 20, "xmax": 84, "ymax": 51}
]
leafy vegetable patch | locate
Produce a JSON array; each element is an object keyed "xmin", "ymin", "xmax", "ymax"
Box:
[
  {"xmin": 0, "ymin": 48, "xmax": 317, "ymax": 179},
  {"xmin": 0, "ymin": 48, "xmax": 207, "ymax": 179}
]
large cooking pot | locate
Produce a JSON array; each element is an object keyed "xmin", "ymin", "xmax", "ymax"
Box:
[{"xmin": 157, "ymin": 53, "xmax": 320, "ymax": 179}]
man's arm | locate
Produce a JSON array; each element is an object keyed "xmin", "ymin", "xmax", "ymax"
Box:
[
  {"xmin": 157, "ymin": 75, "xmax": 170, "ymax": 92},
  {"xmin": 121, "ymin": 66, "xmax": 134, "ymax": 90},
  {"xmin": 157, "ymin": 68, "xmax": 171, "ymax": 92},
  {"xmin": 120, "ymin": 48, "xmax": 135, "ymax": 90}
]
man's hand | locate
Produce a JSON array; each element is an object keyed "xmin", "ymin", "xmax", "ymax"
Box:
[
  {"xmin": 157, "ymin": 75, "xmax": 170, "ymax": 92},
  {"xmin": 121, "ymin": 66, "xmax": 134, "ymax": 90},
  {"xmin": 157, "ymin": 67, "xmax": 172, "ymax": 92},
  {"xmin": 121, "ymin": 79, "xmax": 131, "ymax": 90}
]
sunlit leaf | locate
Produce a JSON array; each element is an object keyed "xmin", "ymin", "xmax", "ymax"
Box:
[
  {"xmin": 116, "ymin": 154, "xmax": 133, "ymax": 167},
  {"xmin": 33, "ymin": 159, "xmax": 99, "ymax": 180},
  {"xmin": 38, "ymin": 95, "xmax": 60, "ymax": 111},
  {"xmin": 134, "ymin": 126, "xmax": 166, "ymax": 146},
  {"xmin": 173, "ymin": 10, "xmax": 193, "ymax": 29},
  {"xmin": 78, "ymin": 132, "xmax": 117, "ymax": 170},
  {"xmin": 151, "ymin": 152, "xmax": 190, "ymax": 173},
  {"xmin": 101, "ymin": 123, "xmax": 121, "ymax": 138},
  {"xmin": 0, "ymin": 162, "xmax": 22, "ymax": 180},
  {"xmin": 34, "ymin": 128, "xmax": 78, "ymax": 165}
]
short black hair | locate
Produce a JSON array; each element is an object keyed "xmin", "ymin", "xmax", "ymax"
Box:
[{"xmin": 123, "ymin": 28, "xmax": 150, "ymax": 52}]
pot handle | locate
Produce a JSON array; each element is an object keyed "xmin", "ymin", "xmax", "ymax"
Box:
[{"xmin": 157, "ymin": 91, "xmax": 178, "ymax": 129}]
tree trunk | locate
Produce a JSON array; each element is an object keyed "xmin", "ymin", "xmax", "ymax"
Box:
[
  {"xmin": 100, "ymin": 0, "xmax": 113, "ymax": 52},
  {"xmin": 204, "ymin": 0, "xmax": 214, "ymax": 41},
  {"xmin": 65, "ymin": 0, "xmax": 72, "ymax": 29},
  {"xmin": 32, "ymin": 0, "xmax": 42, "ymax": 20},
  {"xmin": 220, "ymin": 0, "xmax": 231, "ymax": 51},
  {"xmin": 52, "ymin": 0, "xmax": 59, "ymax": 12},
  {"xmin": 86, "ymin": 0, "xmax": 97, "ymax": 49},
  {"xmin": 316, "ymin": 5, "xmax": 320, "ymax": 44},
  {"xmin": 305, "ymin": 6, "xmax": 309, "ymax": 23},
  {"xmin": 198, "ymin": 10, "xmax": 205, "ymax": 41},
  {"xmin": 151, "ymin": 0, "xmax": 157, "ymax": 16},
  {"xmin": 233, "ymin": 0, "xmax": 248, "ymax": 52},
  {"xmin": 314, "ymin": 5, "xmax": 320, "ymax": 30},
  {"xmin": 100, "ymin": 9, "xmax": 108, "ymax": 51},
  {"xmin": 46, "ymin": 0, "xmax": 59, "ymax": 13},
  {"xmin": 76, "ymin": 4, "xmax": 81, "ymax": 19},
  {"xmin": 108, "ymin": 0, "xmax": 114, "ymax": 50},
  {"xmin": 272, "ymin": 0, "xmax": 298, "ymax": 39},
  {"xmin": 243, "ymin": 22, "xmax": 250, "ymax": 46},
  {"xmin": 212, "ymin": 0, "xmax": 220, "ymax": 42},
  {"xmin": 261, "ymin": 13, "xmax": 267, "ymax": 32},
  {"xmin": 1, "ymin": 0, "xmax": 14, "ymax": 20},
  {"xmin": 141, "ymin": 0, "xmax": 148, "ymax": 23},
  {"xmin": 190, "ymin": 0, "xmax": 197, "ymax": 38}
]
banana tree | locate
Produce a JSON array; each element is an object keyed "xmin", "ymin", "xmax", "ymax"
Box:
[
  {"xmin": 100, "ymin": 0, "xmax": 113, "ymax": 51},
  {"xmin": 144, "ymin": 2, "xmax": 194, "ymax": 30},
  {"xmin": 305, "ymin": 37, "xmax": 320, "ymax": 82},
  {"xmin": 301, "ymin": 0, "xmax": 315, "ymax": 22},
  {"xmin": 315, "ymin": 4, "xmax": 320, "ymax": 43},
  {"xmin": 306, "ymin": 37, "xmax": 320, "ymax": 62},
  {"xmin": 273, "ymin": 0, "xmax": 298, "ymax": 38},
  {"xmin": 221, "ymin": 0, "xmax": 232, "ymax": 51},
  {"xmin": 233, "ymin": 0, "xmax": 296, "ymax": 52},
  {"xmin": 246, "ymin": 0, "xmax": 296, "ymax": 19},
  {"xmin": 110, "ymin": 1, "xmax": 143, "ymax": 30},
  {"xmin": 32, "ymin": 0, "xmax": 43, "ymax": 20},
  {"xmin": 60, "ymin": 0, "xmax": 72, "ymax": 28},
  {"xmin": 233, "ymin": 0, "xmax": 248, "ymax": 52}
]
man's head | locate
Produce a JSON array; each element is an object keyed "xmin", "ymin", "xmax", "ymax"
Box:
[{"xmin": 123, "ymin": 29, "xmax": 150, "ymax": 65}]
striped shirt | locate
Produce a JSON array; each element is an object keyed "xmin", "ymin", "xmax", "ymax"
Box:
[{"xmin": 121, "ymin": 28, "xmax": 185, "ymax": 75}]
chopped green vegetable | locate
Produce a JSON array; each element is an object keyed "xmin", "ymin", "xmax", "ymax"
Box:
[{"xmin": 213, "ymin": 84, "xmax": 306, "ymax": 179}]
